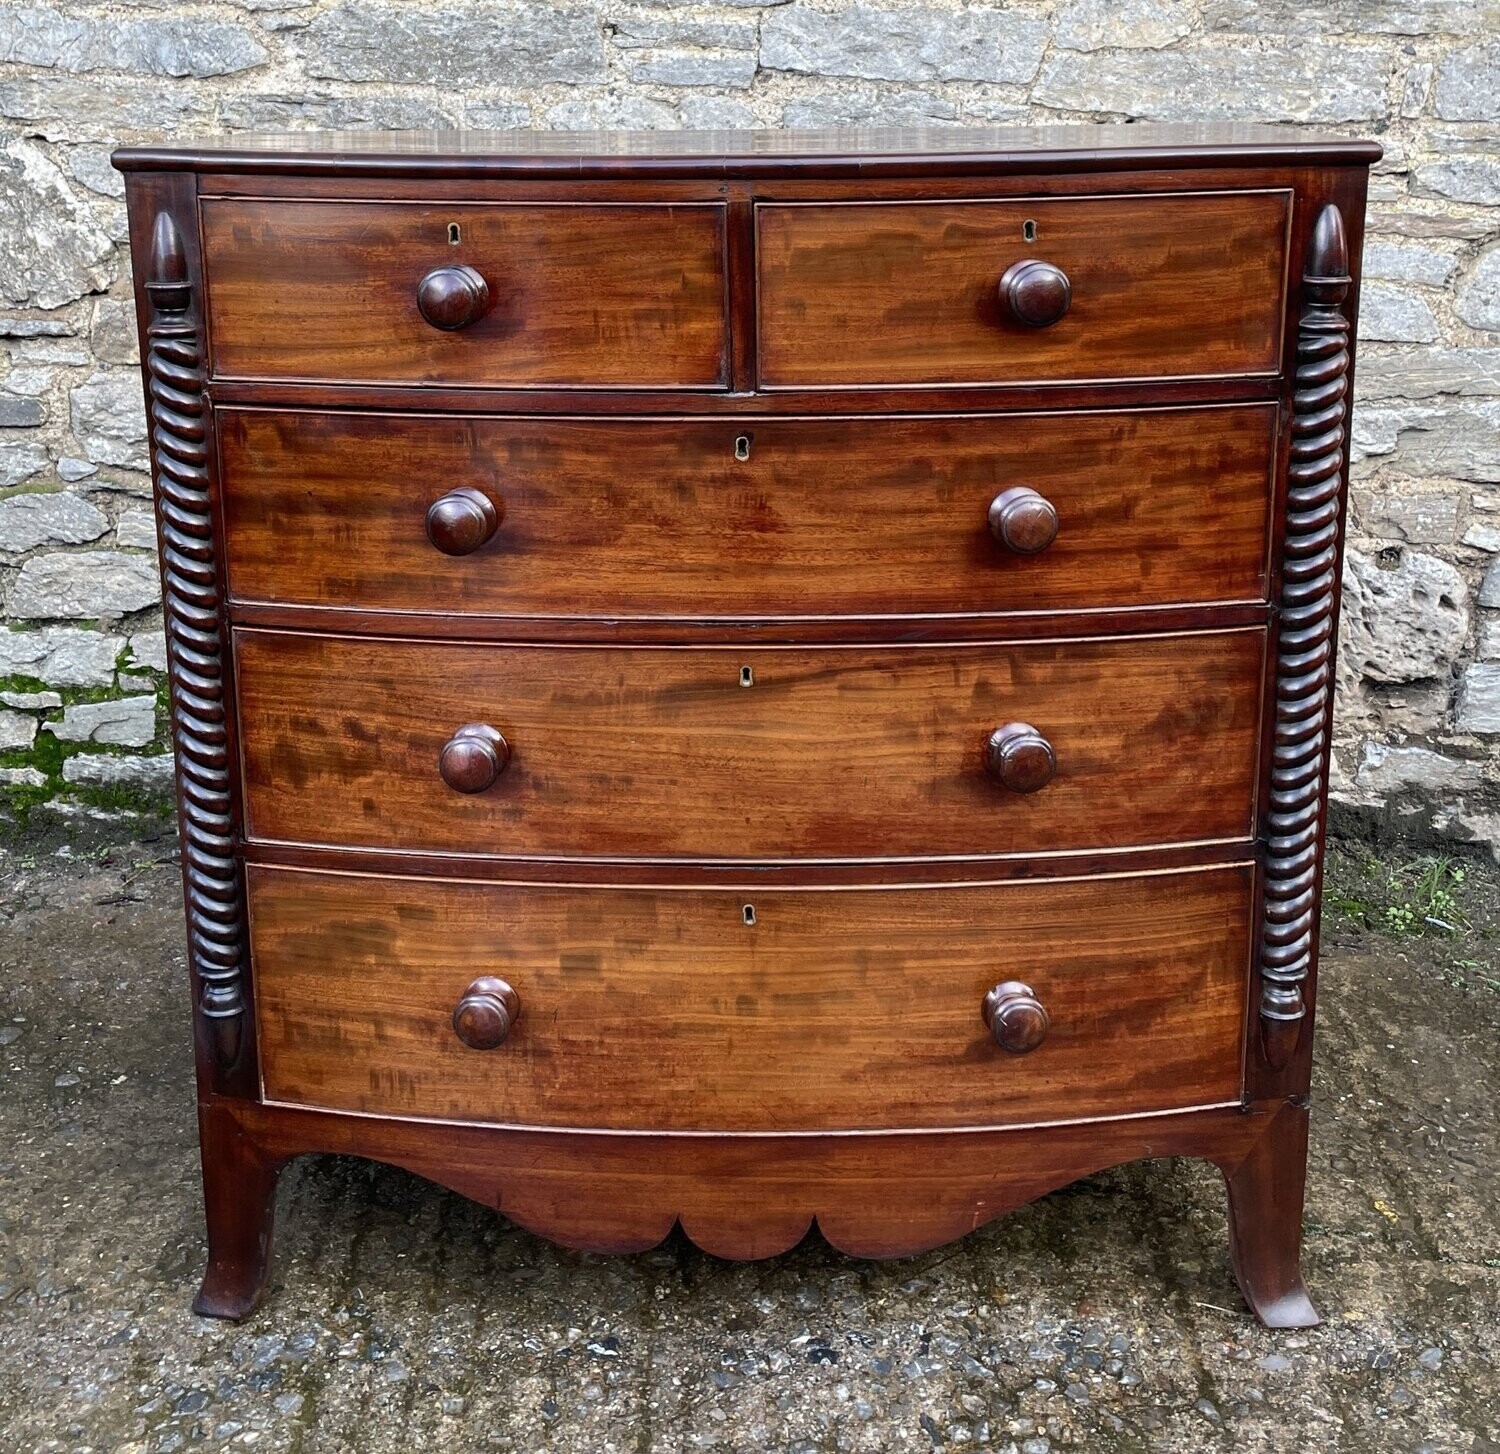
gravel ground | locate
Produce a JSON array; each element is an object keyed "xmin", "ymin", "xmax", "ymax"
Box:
[{"xmin": 0, "ymin": 829, "xmax": 1496, "ymax": 1453}]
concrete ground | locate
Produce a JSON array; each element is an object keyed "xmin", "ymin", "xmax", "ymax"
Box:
[{"xmin": 0, "ymin": 829, "xmax": 1496, "ymax": 1454}]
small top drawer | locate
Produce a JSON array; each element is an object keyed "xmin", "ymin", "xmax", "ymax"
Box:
[
  {"xmin": 756, "ymin": 191, "xmax": 1290, "ymax": 388},
  {"xmin": 202, "ymin": 199, "xmax": 730, "ymax": 388}
]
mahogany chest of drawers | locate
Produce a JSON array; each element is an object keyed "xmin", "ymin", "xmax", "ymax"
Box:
[{"xmin": 114, "ymin": 125, "xmax": 1376, "ymax": 1327}]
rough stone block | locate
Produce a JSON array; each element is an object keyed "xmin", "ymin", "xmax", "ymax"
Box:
[
  {"xmin": 762, "ymin": 5, "xmax": 1047, "ymax": 85},
  {"xmin": 624, "ymin": 50, "xmax": 757, "ymax": 88},
  {"xmin": 126, "ymin": 629, "xmax": 167, "ymax": 673},
  {"xmin": 1054, "ymin": 0, "xmax": 1191, "ymax": 51},
  {"xmin": 0, "ymin": 626, "xmax": 121, "ymax": 685},
  {"xmin": 0, "ymin": 6, "xmax": 268, "ymax": 78},
  {"xmin": 1353, "ymin": 486, "xmax": 1461, "ymax": 545},
  {"xmin": 89, "ymin": 297, "xmax": 139, "ymax": 366},
  {"xmin": 1353, "ymin": 743, "xmax": 1486, "ymax": 799},
  {"xmin": 299, "ymin": 5, "xmax": 606, "ymax": 87},
  {"xmin": 1456, "ymin": 248, "xmax": 1500, "ymax": 331},
  {"xmin": 1480, "ymin": 557, "xmax": 1500, "ymax": 608},
  {"xmin": 1355, "ymin": 348, "xmax": 1500, "ymax": 401},
  {"xmin": 0, "ymin": 442, "xmax": 49, "ymax": 489},
  {"xmin": 0, "ymin": 707, "xmax": 37, "ymax": 751},
  {"xmin": 113, "ymin": 511, "xmax": 158, "ymax": 551},
  {"xmin": 1456, "ymin": 664, "xmax": 1500, "ymax": 733},
  {"xmin": 1415, "ymin": 158, "xmax": 1500, "ymax": 205},
  {"xmin": 0, "ymin": 688, "xmax": 60, "ymax": 708},
  {"xmin": 1340, "ymin": 548, "xmax": 1469, "ymax": 685},
  {"xmin": 68, "ymin": 371, "xmax": 148, "ymax": 470},
  {"xmin": 60, "ymin": 751, "xmax": 173, "ymax": 791},
  {"xmin": 1436, "ymin": 42, "xmax": 1500, "ymax": 121},
  {"xmin": 1358, "ymin": 282, "xmax": 1441, "ymax": 344},
  {"xmin": 0, "ymin": 139, "xmax": 113, "ymax": 309},
  {"xmin": 44, "ymin": 693, "xmax": 156, "ymax": 747},
  {"xmin": 0, "ymin": 492, "xmax": 108, "ymax": 553},
  {"xmin": 1033, "ymin": 42, "xmax": 1388, "ymax": 122},
  {"xmin": 1363, "ymin": 240, "xmax": 1457, "ymax": 287},
  {"xmin": 7, "ymin": 550, "xmax": 160, "ymax": 620}
]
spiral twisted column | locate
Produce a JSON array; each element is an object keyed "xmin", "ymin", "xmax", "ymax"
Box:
[
  {"xmin": 1259, "ymin": 205, "xmax": 1351, "ymax": 1072},
  {"xmin": 146, "ymin": 211, "xmax": 245, "ymax": 1070}
]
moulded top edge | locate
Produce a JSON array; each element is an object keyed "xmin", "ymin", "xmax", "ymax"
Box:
[{"xmin": 112, "ymin": 123, "xmax": 1384, "ymax": 177}]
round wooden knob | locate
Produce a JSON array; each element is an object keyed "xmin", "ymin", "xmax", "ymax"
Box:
[
  {"xmin": 985, "ymin": 723, "xmax": 1056, "ymax": 793},
  {"xmin": 417, "ymin": 264, "xmax": 491, "ymax": 330},
  {"xmin": 988, "ymin": 486, "xmax": 1059, "ymax": 555},
  {"xmin": 453, "ymin": 977, "xmax": 520, "ymax": 1050},
  {"xmin": 982, "ymin": 981, "xmax": 1050, "ymax": 1054},
  {"xmin": 427, "ymin": 486, "xmax": 501, "ymax": 556},
  {"xmin": 999, "ymin": 260, "xmax": 1071, "ymax": 328},
  {"xmin": 439, "ymin": 723, "xmax": 510, "ymax": 794}
]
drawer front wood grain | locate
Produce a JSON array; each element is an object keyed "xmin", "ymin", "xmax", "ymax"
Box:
[
  {"xmin": 219, "ymin": 404, "xmax": 1275, "ymax": 618},
  {"xmin": 249, "ymin": 864, "xmax": 1253, "ymax": 1132},
  {"xmin": 234, "ymin": 630, "xmax": 1264, "ymax": 859},
  {"xmin": 202, "ymin": 200, "xmax": 729, "ymax": 387},
  {"xmin": 757, "ymin": 191, "xmax": 1290, "ymax": 387}
]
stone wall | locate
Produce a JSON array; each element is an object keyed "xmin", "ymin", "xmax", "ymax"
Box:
[{"xmin": 0, "ymin": 0, "xmax": 1497, "ymax": 851}]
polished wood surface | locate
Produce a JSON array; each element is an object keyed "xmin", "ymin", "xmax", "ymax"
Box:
[
  {"xmin": 249, "ymin": 864, "xmax": 1251, "ymax": 1131},
  {"xmin": 116, "ymin": 129, "xmax": 1374, "ymax": 1326},
  {"xmin": 115, "ymin": 122, "xmax": 1381, "ymax": 179},
  {"xmin": 757, "ymin": 192, "xmax": 1290, "ymax": 387},
  {"xmin": 233, "ymin": 629, "xmax": 1264, "ymax": 859},
  {"xmin": 202, "ymin": 200, "xmax": 729, "ymax": 386},
  {"xmin": 217, "ymin": 405, "xmax": 1275, "ymax": 618}
]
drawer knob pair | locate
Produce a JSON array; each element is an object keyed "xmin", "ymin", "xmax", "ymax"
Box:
[
  {"xmin": 439, "ymin": 722, "xmax": 511, "ymax": 794},
  {"xmin": 417, "ymin": 264, "xmax": 491, "ymax": 331},
  {"xmin": 999, "ymin": 260, "xmax": 1071, "ymax": 329},
  {"xmin": 985, "ymin": 722, "xmax": 1056, "ymax": 794},
  {"xmin": 453, "ymin": 976, "xmax": 520, "ymax": 1050},
  {"xmin": 982, "ymin": 981, "xmax": 1050, "ymax": 1054},
  {"xmin": 427, "ymin": 486, "xmax": 502, "ymax": 556},
  {"xmin": 988, "ymin": 486, "xmax": 1059, "ymax": 555}
]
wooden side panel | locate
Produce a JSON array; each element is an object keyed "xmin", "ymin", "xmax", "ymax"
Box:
[
  {"xmin": 233, "ymin": 631, "xmax": 1265, "ymax": 859},
  {"xmin": 201, "ymin": 200, "xmax": 729, "ymax": 387},
  {"xmin": 249, "ymin": 864, "xmax": 1252, "ymax": 1131},
  {"xmin": 218, "ymin": 404, "xmax": 1276, "ymax": 618},
  {"xmin": 757, "ymin": 191, "xmax": 1289, "ymax": 386}
]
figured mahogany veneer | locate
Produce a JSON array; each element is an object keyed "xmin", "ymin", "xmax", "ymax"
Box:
[
  {"xmin": 117, "ymin": 124, "xmax": 1374, "ymax": 1330},
  {"xmin": 249, "ymin": 864, "xmax": 1252, "ymax": 1132},
  {"xmin": 757, "ymin": 191, "xmax": 1290, "ymax": 387},
  {"xmin": 233, "ymin": 629, "xmax": 1263, "ymax": 860},
  {"xmin": 216, "ymin": 404, "xmax": 1276, "ymax": 618},
  {"xmin": 202, "ymin": 199, "xmax": 729, "ymax": 387}
]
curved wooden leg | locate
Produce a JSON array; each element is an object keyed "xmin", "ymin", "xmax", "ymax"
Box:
[
  {"xmin": 193, "ymin": 1103, "xmax": 283, "ymax": 1320},
  {"xmin": 1220, "ymin": 1102, "xmax": 1320, "ymax": 1329}
]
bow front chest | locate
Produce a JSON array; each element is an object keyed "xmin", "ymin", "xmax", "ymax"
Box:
[{"xmin": 114, "ymin": 126, "xmax": 1376, "ymax": 1326}]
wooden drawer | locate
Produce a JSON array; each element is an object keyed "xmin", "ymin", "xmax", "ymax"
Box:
[
  {"xmin": 757, "ymin": 191, "xmax": 1290, "ymax": 388},
  {"xmin": 249, "ymin": 864, "xmax": 1252, "ymax": 1132},
  {"xmin": 234, "ymin": 630, "xmax": 1263, "ymax": 860},
  {"xmin": 219, "ymin": 403, "xmax": 1275, "ymax": 618},
  {"xmin": 202, "ymin": 200, "xmax": 729, "ymax": 387}
]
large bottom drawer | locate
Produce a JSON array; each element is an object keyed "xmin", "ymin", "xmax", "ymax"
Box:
[{"xmin": 249, "ymin": 863, "xmax": 1252, "ymax": 1133}]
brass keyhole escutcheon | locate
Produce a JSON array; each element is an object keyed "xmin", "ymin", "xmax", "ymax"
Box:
[
  {"xmin": 734, "ymin": 434, "xmax": 751, "ymax": 461},
  {"xmin": 447, "ymin": 221, "xmax": 462, "ymax": 245},
  {"xmin": 740, "ymin": 665, "xmax": 754, "ymax": 687},
  {"xmin": 1022, "ymin": 218, "xmax": 1037, "ymax": 242},
  {"xmin": 742, "ymin": 904, "xmax": 756, "ymax": 926}
]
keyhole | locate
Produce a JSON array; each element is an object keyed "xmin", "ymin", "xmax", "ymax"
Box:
[
  {"xmin": 734, "ymin": 434, "xmax": 751, "ymax": 461},
  {"xmin": 448, "ymin": 222, "xmax": 462, "ymax": 245},
  {"xmin": 739, "ymin": 665, "xmax": 754, "ymax": 687},
  {"xmin": 742, "ymin": 904, "xmax": 756, "ymax": 926},
  {"xmin": 1023, "ymin": 219, "xmax": 1037, "ymax": 242}
]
